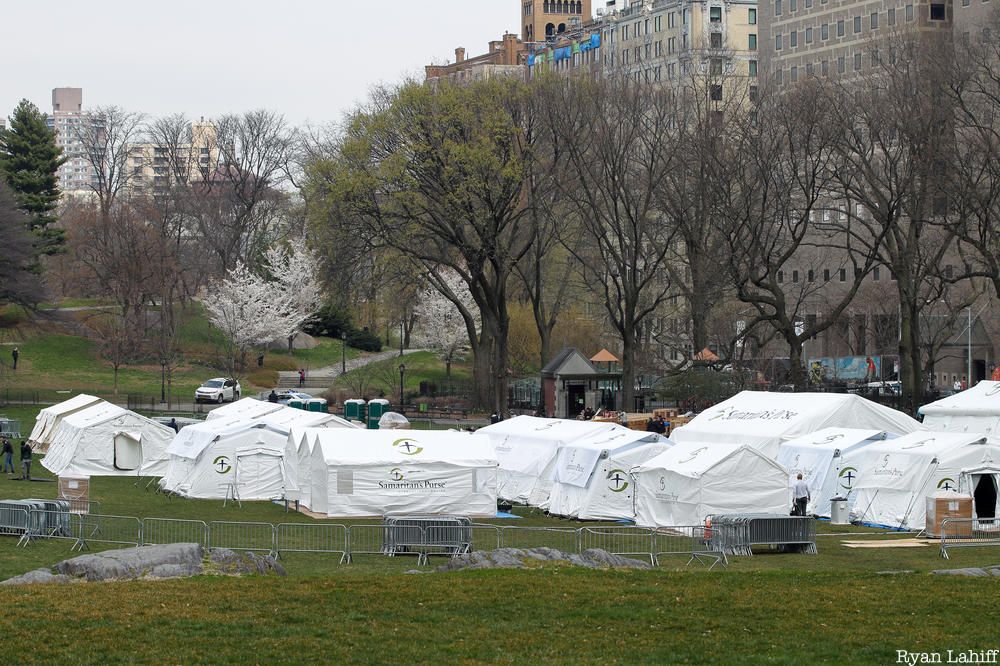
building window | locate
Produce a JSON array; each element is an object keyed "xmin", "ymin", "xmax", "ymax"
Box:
[
  {"xmin": 930, "ymin": 3, "xmax": 945, "ymax": 19},
  {"xmin": 791, "ymin": 65, "xmax": 798, "ymax": 81},
  {"xmin": 791, "ymin": 30, "xmax": 798, "ymax": 47},
  {"xmin": 749, "ymin": 7, "xmax": 757, "ymax": 23},
  {"xmin": 837, "ymin": 19, "xmax": 845, "ymax": 36},
  {"xmin": 808, "ymin": 269, "xmax": 815, "ymax": 282},
  {"xmin": 775, "ymin": 0, "xmax": 782, "ymax": 15},
  {"xmin": 821, "ymin": 23, "xmax": 829, "ymax": 39},
  {"xmin": 889, "ymin": 7, "xmax": 896, "ymax": 24},
  {"xmin": 749, "ymin": 33, "xmax": 757, "ymax": 49},
  {"xmin": 790, "ymin": 0, "xmax": 797, "ymax": 11},
  {"xmin": 906, "ymin": 4, "xmax": 914, "ymax": 21},
  {"xmin": 823, "ymin": 268, "xmax": 831, "ymax": 281},
  {"xmin": 873, "ymin": 267, "xmax": 881, "ymax": 281},
  {"xmin": 806, "ymin": 62, "xmax": 814, "ymax": 75},
  {"xmin": 854, "ymin": 15, "xmax": 862, "ymax": 32},
  {"xmin": 822, "ymin": 59, "xmax": 829, "ymax": 76},
  {"xmin": 776, "ymin": 33, "xmax": 783, "ymax": 50},
  {"xmin": 711, "ymin": 32, "xmax": 723, "ymax": 48},
  {"xmin": 805, "ymin": 27, "xmax": 813, "ymax": 43},
  {"xmin": 944, "ymin": 264, "xmax": 954, "ymax": 278},
  {"xmin": 711, "ymin": 58, "xmax": 723, "ymax": 75},
  {"xmin": 777, "ymin": 271, "xmax": 785, "ymax": 283},
  {"xmin": 710, "ymin": 84, "xmax": 723, "ymax": 100},
  {"xmin": 710, "ymin": 6, "xmax": 723, "ymax": 22},
  {"xmin": 776, "ymin": 68, "xmax": 784, "ymax": 84},
  {"xmin": 750, "ymin": 85, "xmax": 759, "ymax": 101},
  {"xmin": 837, "ymin": 56, "xmax": 846, "ymax": 73},
  {"xmin": 854, "ymin": 52, "xmax": 862, "ymax": 70},
  {"xmin": 792, "ymin": 270, "xmax": 800, "ymax": 283},
  {"xmin": 749, "ymin": 59, "xmax": 758, "ymax": 76},
  {"xmin": 871, "ymin": 12, "xmax": 879, "ymax": 28},
  {"xmin": 839, "ymin": 268, "xmax": 847, "ymax": 282}
]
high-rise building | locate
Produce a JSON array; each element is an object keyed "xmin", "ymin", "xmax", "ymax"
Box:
[
  {"xmin": 47, "ymin": 87, "xmax": 97, "ymax": 194},
  {"xmin": 522, "ymin": 0, "xmax": 594, "ymax": 43}
]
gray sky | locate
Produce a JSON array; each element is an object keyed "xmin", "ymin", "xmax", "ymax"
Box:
[{"xmin": 1, "ymin": 0, "xmax": 521, "ymax": 128}]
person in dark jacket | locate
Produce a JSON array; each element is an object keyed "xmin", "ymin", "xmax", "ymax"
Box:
[
  {"xmin": 19, "ymin": 441, "xmax": 32, "ymax": 480},
  {"xmin": 1, "ymin": 437, "xmax": 13, "ymax": 474},
  {"xmin": 168, "ymin": 417, "xmax": 179, "ymax": 433}
]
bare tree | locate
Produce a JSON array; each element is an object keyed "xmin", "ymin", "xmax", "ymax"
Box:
[{"xmin": 76, "ymin": 106, "xmax": 147, "ymax": 217}]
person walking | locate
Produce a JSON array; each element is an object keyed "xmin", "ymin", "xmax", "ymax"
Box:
[
  {"xmin": 793, "ymin": 473, "xmax": 810, "ymax": 517},
  {"xmin": 298, "ymin": 369, "xmax": 305, "ymax": 388},
  {"xmin": 19, "ymin": 441, "xmax": 32, "ymax": 480},
  {"xmin": 168, "ymin": 417, "xmax": 179, "ymax": 433},
  {"xmin": 1, "ymin": 437, "xmax": 13, "ymax": 474},
  {"xmin": 11, "ymin": 347, "xmax": 19, "ymax": 370}
]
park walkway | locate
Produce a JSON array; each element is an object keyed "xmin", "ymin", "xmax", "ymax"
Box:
[{"xmin": 276, "ymin": 349, "xmax": 424, "ymax": 390}]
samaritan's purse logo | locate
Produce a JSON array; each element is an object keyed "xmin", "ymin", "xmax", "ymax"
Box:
[
  {"xmin": 213, "ymin": 456, "xmax": 231, "ymax": 474},
  {"xmin": 389, "ymin": 467, "xmax": 404, "ymax": 481},
  {"xmin": 937, "ymin": 477, "xmax": 956, "ymax": 491},
  {"xmin": 607, "ymin": 469, "xmax": 629, "ymax": 493},
  {"xmin": 393, "ymin": 438, "xmax": 423, "ymax": 456},
  {"xmin": 838, "ymin": 466, "xmax": 857, "ymax": 490}
]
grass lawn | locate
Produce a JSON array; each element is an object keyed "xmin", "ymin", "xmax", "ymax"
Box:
[{"xmin": 333, "ymin": 350, "xmax": 471, "ymax": 395}]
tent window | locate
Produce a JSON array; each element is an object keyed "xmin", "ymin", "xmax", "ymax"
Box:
[
  {"xmin": 113, "ymin": 433, "xmax": 141, "ymax": 471},
  {"xmin": 337, "ymin": 469, "xmax": 354, "ymax": 495}
]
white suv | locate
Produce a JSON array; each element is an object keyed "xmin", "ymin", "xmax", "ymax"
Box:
[{"xmin": 195, "ymin": 378, "xmax": 241, "ymax": 404}]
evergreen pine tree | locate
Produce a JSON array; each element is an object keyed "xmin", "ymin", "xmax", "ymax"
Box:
[{"xmin": 0, "ymin": 99, "xmax": 67, "ymax": 256}]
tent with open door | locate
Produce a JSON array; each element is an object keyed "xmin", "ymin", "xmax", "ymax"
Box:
[
  {"xmin": 28, "ymin": 394, "xmax": 105, "ymax": 453},
  {"xmin": 958, "ymin": 465, "xmax": 1000, "ymax": 522},
  {"xmin": 632, "ymin": 441, "xmax": 790, "ymax": 527},
  {"xmin": 477, "ymin": 415, "xmax": 627, "ymax": 506},
  {"xmin": 546, "ymin": 429, "xmax": 672, "ymax": 520},
  {"xmin": 307, "ymin": 429, "xmax": 498, "ymax": 517},
  {"xmin": 918, "ymin": 381, "xmax": 1000, "ymax": 437},
  {"xmin": 159, "ymin": 419, "xmax": 294, "ymax": 500},
  {"xmin": 776, "ymin": 427, "xmax": 895, "ymax": 517},
  {"xmin": 205, "ymin": 397, "xmax": 283, "ymax": 422},
  {"xmin": 846, "ymin": 431, "xmax": 1000, "ymax": 529},
  {"xmin": 41, "ymin": 403, "xmax": 174, "ymax": 477},
  {"xmin": 671, "ymin": 391, "xmax": 922, "ymax": 457}
]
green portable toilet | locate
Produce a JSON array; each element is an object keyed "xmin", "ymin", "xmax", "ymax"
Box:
[
  {"xmin": 344, "ymin": 399, "xmax": 366, "ymax": 423},
  {"xmin": 306, "ymin": 398, "xmax": 328, "ymax": 413},
  {"xmin": 367, "ymin": 398, "xmax": 390, "ymax": 429},
  {"xmin": 288, "ymin": 398, "xmax": 304, "ymax": 410}
]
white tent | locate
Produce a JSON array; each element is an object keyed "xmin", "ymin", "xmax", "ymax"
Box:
[
  {"xmin": 546, "ymin": 429, "xmax": 672, "ymax": 520},
  {"xmin": 632, "ymin": 441, "xmax": 790, "ymax": 527},
  {"xmin": 28, "ymin": 394, "xmax": 104, "ymax": 453},
  {"xmin": 477, "ymin": 415, "xmax": 626, "ymax": 506},
  {"xmin": 671, "ymin": 391, "xmax": 922, "ymax": 457},
  {"xmin": 256, "ymin": 406, "xmax": 359, "ymax": 431},
  {"xmin": 308, "ymin": 429, "xmax": 498, "ymax": 518},
  {"xmin": 919, "ymin": 381, "xmax": 1000, "ymax": 437},
  {"xmin": 159, "ymin": 419, "xmax": 293, "ymax": 500},
  {"xmin": 205, "ymin": 397, "xmax": 283, "ymax": 422},
  {"xmin": 847, "ymin": 431, "xmax": 1000, "ymax": 529},
  {"xmin": 41, "ymin": 403, "xmax": 174, "ymax": 477},
  {"xmin": 776, "ymin": 427, "xmax": 893, "ymax": 517}
]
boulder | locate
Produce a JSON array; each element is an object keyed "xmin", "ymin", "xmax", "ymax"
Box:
[
  {"xmin": 54, "ymin": 543, "xmax": 204, "ymax": 582},
  {"xmin": 208, "ymin": 548, "xmax": 286, "ymax": 577},
  {"xmin": 432, "ymin": 547, "xmax": 651, "ymax": 573},
  {"xmin": 0, "ymin": 569, "xmax": 74, "ymax": 585}
]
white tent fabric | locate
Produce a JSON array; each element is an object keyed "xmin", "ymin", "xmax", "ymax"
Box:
[
  {"xmin": 546, "ymin": 429, "xmax": 673, "ymax": 520},
  {"xmin": 307, "ymin": 429, "xmax": 498, "ymax": 517},
  {"xmin": 919, "ymin": 381, "xmax": 1000, "ymax": 437},
  {"xmin": 632, "ymin": 441, "xmax": 790, "ymax": 527},
  {"xmin": 477, "ymin": 415, "xmax": 626, "ymax": 506},
  {"xmin": 671, "ymin": 391, "xmax": 922, "ymax": 457},
  {"xmin": 846, "ymin": 431, "xmax": 1000, "ymax": 529},
  {"xmin": 41, "ymin": 403, "xmax": 174, "ymax": 477},
  {"xmin": 205, "ymin": 397, "xmax": 283, "ymax": 421},
  {"xmin": 775, "ymin": 427, "xmax": 893, "ymax": 517},
  {"xmin": 256, "ymin": 406, "xmax": 360, "ymax": 431},
  {"xmin": 28, "ymin": 394, "xmax": 104, "ymax": 452},
  {"xmin": 378, "ymin": 412, "xmax": 411, "ymax": 429},
  {"xmin": 159, "ymin": 419, "xmax": 293, "ymax": 500}
]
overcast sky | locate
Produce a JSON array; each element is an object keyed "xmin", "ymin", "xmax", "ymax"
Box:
[{"xmin": 1, "ymin": 0, "xmax": 525, "ymax": 129}]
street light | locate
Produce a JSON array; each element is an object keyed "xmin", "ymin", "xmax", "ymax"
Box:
[
  {"xmin": 399, "ymin": 319, "xmax": 404, "ymax": 357},
  {"xmin": 341, "ymin": 331, "xmax": 347, "ymax": 374},
  {"xmin": 398, "ymin": 363, "xmax": 406, "ymax": 408}
]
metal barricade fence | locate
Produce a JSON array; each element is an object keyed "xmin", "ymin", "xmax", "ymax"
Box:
[
  {"xmin": 470, "ymin": 523, "xmax": 502, "ymax": 552},
  {"xmin": 381, "ymin": 524, "xmax": 430, "ymax": 565},
  {"xmin": 500, "ymin": 526, "xmax": 579, "ymax": 553},
  {"xmin": 385, "ymin": 516, "xmax": 472, "ymax": 559},
  {"xmin": 24, "ymin": 509, "xmax": 77, "ymax": 544},
  {"xmin": 709, "ymin": 515, "xmax": 817, "ymax": 556},
  {"xmin": 653, "ymin": 526, "xmax": 727, "ymax": 569},
  {"xmin": 0, "ymin": 503, "xmax": 33, "ymax": 538},
  {"xmin": 143, "ymin": 518, "xmax": 209, "ymax": 548},
  {"xmin": 208, "ymin": 521, "xmax": 276, "ymax": 558},
  {"xmin": 275, "ymin": 523, "xmax": 348, "ymax": 562},
  {"xmin": 940, "ymin": 518, "xmax": 1000, "ymax": 559},
  {"xmin": 74, "ymin": 514, "xmax": 142, "ymax": 551},
  {"xmin": 345, "ymin": 524, "xmax": 390, "ymax": 563},
  {"xmin": 580, "ymin": 526, "xmax": 656, "ymax": 565}
]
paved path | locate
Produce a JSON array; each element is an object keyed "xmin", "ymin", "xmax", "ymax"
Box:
[{"xmin": 276, "ymin": 349, "xmax": 425, "ymax": 390}]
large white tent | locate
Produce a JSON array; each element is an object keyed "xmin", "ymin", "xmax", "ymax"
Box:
[
  {"xmin": 632, "ymin": 441, "xmax": 790, "ymax": 527},
  {"xmin": 307, "ymin": 429, "xmax": 498, "ymax": 518},
  {"xmin": 205, "ymin": 397, "xmax": 283, "ymax": 422},
  {"xmin": 546, "ymin": 429, "xmax": 672, "ymax": 520},
  {"xmin": 477, "ymin": 415, "xmax": 626, "ymax": 506},
  {"xmin": 28, "ymin": 394, "xmax": 104, "ymax": 453},
  {"xmin": 671, "ymin": 391, "xmax": 922, "ymax": 457},
  {"xmin": 160, "ymin": 419, "xmax": 292, "ymax": 500},
  {"xmin": 775, "ymin": 427, "xmax": 893, "ymax": 517},
  {"xmin": 256, "ymin": 406, "xmax": 359, "ymax": 431},
  {"xmin": 919, "ymin": 381, "xmax": 1000, "ymax": 437},
  {"xmin": 41, "ymin": 403, "xmax": 174, "ymax": 477},
  {"xmin": 847, "ymin": 431, "xmax": 1000, "ymax": 529}
]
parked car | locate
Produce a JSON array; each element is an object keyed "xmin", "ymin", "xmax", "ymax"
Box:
[
  {"xmin": 195, "ymin": 378, "xmax": 241, "ymax": 404},
  {"xmin": 277, "ymin": 390, "xmax": 312, "ymax": 405}
]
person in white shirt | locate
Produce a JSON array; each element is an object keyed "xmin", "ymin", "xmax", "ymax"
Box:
[{"xmin": 793, "ymin": 473, "xmax": 810, "ymax": 517}]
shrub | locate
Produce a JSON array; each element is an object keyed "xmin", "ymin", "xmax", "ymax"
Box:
[
  {"xmin": 346, "ymin": 327, "xmax": 382, "ymax": 352},
  {"xmin": 303, "ymin": 305, "xmax": 353, "ymax": 339}
]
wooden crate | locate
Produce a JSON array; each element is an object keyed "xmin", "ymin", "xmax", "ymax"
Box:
[
  {"xmin": 57, "ymin": 476, "xmax": 91, "ymax": 514},
  {"xmin": 925, "ymin": 495, "xmax": 973, "ymax": 537}
]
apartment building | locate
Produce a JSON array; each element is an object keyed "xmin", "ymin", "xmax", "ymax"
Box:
[
  {"xmin": 47, "ymin": 87, "xmax": 97, "ymax": 194},
  {"xmin": 523, "ymin": 0, "xmax": 594, "ymax": 42},
  {"xmin": 425, "ymin": 33, "xmax": 529, "ymax": 84},
  {"xmin": 129, "ymin": 119, "xmax": 217, "ymax": 193}
]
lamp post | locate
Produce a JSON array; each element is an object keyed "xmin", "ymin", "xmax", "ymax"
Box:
[
  {"xmin": 398, "ymin": 363, "xmax": 406, "ymax": 408},
  {"xmin": 399, "ymin": 319, "xmax": 404, "ymax": 357},
  {"xmin": 968, "ymin": 306, "xmax": 973, "ymax": 386},
  {"xmin": 341, "ymin": 331, "xmax": 347, "ymax": 374}
]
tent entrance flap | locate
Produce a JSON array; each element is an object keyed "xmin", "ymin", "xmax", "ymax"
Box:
[
  {"xmin": 973, "ymin": 474, "xmax": 998, "ymax": 520},
  {"xmin": 113, "ymin": 432, "xmax": 142, "ymax": 471},
  {"xmin": 234, "ymin": 450, "xmax": 286, "ymax": 500}
]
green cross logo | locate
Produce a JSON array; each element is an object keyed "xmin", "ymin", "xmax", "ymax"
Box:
[{"xmin": 213, "ymin": 456, "xmax": 231, "ymax": 474}]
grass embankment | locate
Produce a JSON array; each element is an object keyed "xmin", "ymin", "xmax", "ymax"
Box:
[{"xmin": 333, "ymin": 350, "xmax": 471, "ymax": 395}]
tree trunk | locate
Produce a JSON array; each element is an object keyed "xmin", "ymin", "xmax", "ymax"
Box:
[
  {"xmin": 898, "ymin": 301, "xmax": 922, "ymax": 416},
  {"xmin": 787, "ymin": 337, "xmax": 806, "ymax": 391},
  {"xmin": 493, "ymin": 325, "xmax": 510, "ymax": 417},
  {"xmin": 620, "ymin": 326, "xmax": 636, "ymax": 413},
  {"xmin": 287, "ymin": 334, "xmax": 294, "ymax": 353},
  {"xmin": 472, "ymin": 327, "xmax": 495, "ymax": 410}
]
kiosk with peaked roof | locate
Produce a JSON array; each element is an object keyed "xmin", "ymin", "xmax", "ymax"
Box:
[
  {"xmin": 775, "ymin": 427, "xmax": 893, "ymax": 517},
  {"xmin": 541, "ymin": 348, "xmax": 621, "ymax": 418},
  {"xmin": 42, "ymin": 403, "xmax": 174, "ymax": 477},
  {"xmin": 306, "ymin": 430, "xmax": 498, "ymax": 518},
  {"xmin": 28, "ymin": 394, "xmax": 104, "ymax": 453},
  {"xmin": 846, "ymin": 431, "xmax": 1000, "ymax": 529},
  {"xmin": 632, "ymin": 440, "xmax": 790, "ymax": 526},
  {"xmin": 671, "ymin": 391, "xmax": 922, "ymax": 457}
]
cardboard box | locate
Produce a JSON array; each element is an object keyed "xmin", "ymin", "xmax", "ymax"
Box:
[{"xmin": 925, "ymin": 494, "xmax": 973, "ymax": 537}]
